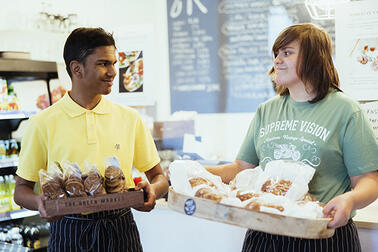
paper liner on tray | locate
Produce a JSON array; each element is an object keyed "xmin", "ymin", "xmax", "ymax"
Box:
[{"xmin": 229, "ymin": 166, "xmax": 263, "ymax": 190}]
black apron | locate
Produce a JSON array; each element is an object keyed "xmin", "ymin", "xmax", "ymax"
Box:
[
  {"xmin": 242, "ymin": 219, "xmax": 361, "ymax": 252},
  {"xmin": 48, "ymin": 208, "xmax": 143, "ymax": 252}
]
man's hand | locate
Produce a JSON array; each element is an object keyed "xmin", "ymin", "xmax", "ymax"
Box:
[
  {"xmin": 133, "ymin": 181, "xmax": 156, "ymax": 212},
  {"xmin": 37, "ymin": 195, "xmax": 63, "ymax": 222}
]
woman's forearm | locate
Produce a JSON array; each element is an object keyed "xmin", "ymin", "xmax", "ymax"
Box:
[
  {"xmin": 349, "ymin": 171, "xmax": 378, "ymax": 210},
  {"xmin": 206, "ymin": 159, "xmax": 256, "ymax": 184}
]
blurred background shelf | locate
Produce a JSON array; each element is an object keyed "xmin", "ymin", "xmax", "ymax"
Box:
[
  {"xmin": 0, "ymin": 111, "xmax": 36, "ymax": 120},
  {"xmin": 0, "ymin": 209, "xmax": 39, "ymax": 222}
]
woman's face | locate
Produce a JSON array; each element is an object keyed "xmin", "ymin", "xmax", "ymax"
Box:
[{"xmin": 273, "ymin": 40, "xmax": 302, "ymax": 88}]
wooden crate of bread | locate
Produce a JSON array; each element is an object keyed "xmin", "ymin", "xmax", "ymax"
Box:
[{"xmin": 44, "ymin": 190, "xmax": 144, "ymax": 216}]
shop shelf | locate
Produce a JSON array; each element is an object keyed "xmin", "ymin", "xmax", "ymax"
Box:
[
  {"xmin": 0, "ymin": 209, "xmax": 39, "ymax": 222},
  {"xmin": 0, "ymin": 111, "xmax": 36, "ymax": 120},
  {"xmin": 0, "ymin": 158, "xmax": 18, "ymax": 168}
]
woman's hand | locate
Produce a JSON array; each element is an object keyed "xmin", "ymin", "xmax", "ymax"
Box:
[
  {"xmin": 323, "ymin": 192, "xmax": 354, "ymax": 229},
  {"xmin": 323, "ymin": 171, "xmax": 378, "ymax": 229}
]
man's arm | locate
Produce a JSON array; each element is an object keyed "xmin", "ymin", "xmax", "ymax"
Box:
[
  {"xmin": 14, "ymin": 176, "xmax": 40, "ymax": 210},
  {"xmin": 206, "ymin": 159, "xmax": 257, "ymax": 184},
  {"xmin": 323, "ymin": 170, "xmax": 378, "ymax": 228},
  {"xmin": 14, "ymin": 176, "xmax": 62, "ymax": 222},
  {"xmin": 134, "ymin": 163, "xmax": 169, "ymax": 212}
]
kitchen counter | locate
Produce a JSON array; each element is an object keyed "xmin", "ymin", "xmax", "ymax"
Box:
[
  {"xmin": 134, "ymin": 198, "xmax": 378, "ymax": 252},
  {"xmin": 157, "ymin": 198, "xmax": 378, "ymax": 230},
  {"xmin": 353, "ymin": 199, "xmax": 378, "ymax": 230}
]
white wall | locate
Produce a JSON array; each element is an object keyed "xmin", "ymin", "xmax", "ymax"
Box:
[{"xmin": 1, "ymin": 0, "xmax": 251, "ymax": 161}]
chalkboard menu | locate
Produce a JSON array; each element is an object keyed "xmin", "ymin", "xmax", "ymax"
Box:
[
  {"xmin": 167, "ymin": 0, "xmax": 334, "ymax": 113},
  {"xmin": 167, "ymin": 0, "xmax": 221, "ymax": 113},
  {"xmin": 218, "ymin": 0, "xmax": 274, "ymax": 112},
  {"xmin": 167, "ymin": 0, "xmax": 275, "ymax": 113}
]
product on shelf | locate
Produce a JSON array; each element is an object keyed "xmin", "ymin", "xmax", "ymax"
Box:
[
  {"xmin": 0, "ymin": 139, "xmax": 19, "ymax": 168},
  {"xmin": 0, "ymin": 79, "xmax": 20, "ymax": 112},
  {"xmin": 0, "ymin": 222, "xmax": 49, "ymax": 248}
]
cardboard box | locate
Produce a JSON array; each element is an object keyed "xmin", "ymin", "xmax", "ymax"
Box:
[
  {"xmin": 168, "ymin": 187, "xmax": 335, "ymax": 239},
  {"xmin": 153, "ymin": 120, "xmax": 195, "ymax": 140},
  {"xmin": 44, "ymin": 191, "xmax": 144, "ymax": 216}
]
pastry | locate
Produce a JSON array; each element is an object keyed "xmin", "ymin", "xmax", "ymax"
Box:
[
  {"xmin": 189, "ymin": 177, "xmax": 214, "ymax": 188},
  {"xmin": 194, "ymin": 188, "xmax": 223, "ymax": 203},
  {"xmin": 261, "ymin": 179, "xmax": 292, "ymax": 196},
  {"xmin": 236, "ymin": 190, "xmax": 259, "ymax": 202},
  {"xmin": 104, "ymin": 165, "xmax": 126, "ymax": 193}
]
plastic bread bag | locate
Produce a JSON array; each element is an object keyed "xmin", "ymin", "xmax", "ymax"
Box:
[
  {"xmin": 229, "ymin": 166, "xmax": 263, "ymax": 191},
  {"xmin": 82, "ymin": 161, "xmax": 106, "ymax": 196},
  {"xmin": 169, "ymin": 160, "xmax": 228, "ymax": 196},
  {"xmin": 39, "ymin": 162, "xmax": 67, "ymax": 200},
  {"xmin": 61, "ymin": 161, "xmax": 87, "ymax": 197},
  {"xmin": 104, "ymin": 156, "xmax": 126, "ymax": 193},
  {"xmin": 254, "ymin": 160, "xmax": 315, "ymax": 201}
]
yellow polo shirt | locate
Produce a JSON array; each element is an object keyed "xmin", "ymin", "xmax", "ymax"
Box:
[{"xmin": 16, "ymin": 93, "xmax": 160, "ymax": 188}]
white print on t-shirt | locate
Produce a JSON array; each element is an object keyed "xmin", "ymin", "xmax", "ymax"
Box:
[
  {"xmin": 258, "ymin": 120, "xmax": 326, "ymax": 168},
  {"xmin": 259, "ymin": 120, "xmax": 330, "ymax": 142},
  {"xmin": 260, "ymin": 137, "xmax": 321, "ymax": 168}
]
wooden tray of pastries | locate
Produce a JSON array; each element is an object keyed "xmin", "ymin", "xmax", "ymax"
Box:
[{"xmin": 168, "ymin": 187, "xmax": 335, "ymax": 239}]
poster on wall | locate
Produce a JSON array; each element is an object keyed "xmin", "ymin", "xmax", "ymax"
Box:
[
  {"xmin": 108, "ymin": 25, "xmax": 154, "ymax": 106},
  {"xmin": 118, "ymin": 50, "xmax": 144, "ymax": 93},
  {"xmin": 360, "ymin": 101, "xmax": 378, "ymax": 140},
  {"xmin": 335, "ymin": 0, "xmax": 378, "ymax": 101}
]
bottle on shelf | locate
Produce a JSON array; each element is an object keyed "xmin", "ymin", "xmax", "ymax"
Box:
[
  {"xmin": 26, "ymin": 225, "xmax": 40, "ymax": 249},
  {"xmin": 0, "ymin": 176, "xmax": 10, "ymax": 213}
]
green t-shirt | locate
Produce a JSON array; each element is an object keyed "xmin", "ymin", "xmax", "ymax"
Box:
[{"xmin": 237, "ymin": 89, "xmax": 378, "ymax": 204}]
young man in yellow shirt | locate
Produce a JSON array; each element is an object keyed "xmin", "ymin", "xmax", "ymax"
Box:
[{"xmin": 14, "ymin": 27, "xmax": 169, "ymax": 252}]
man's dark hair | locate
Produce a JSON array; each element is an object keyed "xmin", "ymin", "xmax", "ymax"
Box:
[{"xmin": 63, "ymin": 27, "xmax": 116, "ymax": 77}]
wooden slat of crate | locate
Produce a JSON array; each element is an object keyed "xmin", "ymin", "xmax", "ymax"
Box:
[
  {"xmin": 168, "ymin": 187, "xmax": 334, "ymax": 239},
  {"xmin": 44, "ymin": 191, "xmax": 144, "ymax": 216}
]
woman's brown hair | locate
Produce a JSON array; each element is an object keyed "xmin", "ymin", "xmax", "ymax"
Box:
[{"xmin": 268, "ymin": 23, "xmax": 341, "ymax": 103}]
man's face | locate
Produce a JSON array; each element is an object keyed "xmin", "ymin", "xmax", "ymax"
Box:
[{"xmin": 80, "ymin": 45, "xmax": 117, "ymax": 95}]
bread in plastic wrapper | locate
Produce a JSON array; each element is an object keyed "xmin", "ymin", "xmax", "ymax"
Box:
[
  {"xmin": 104, "ymin": 156, "xmax": 126, "ymax": 193},
  {"xmin": 254, "ymin": 160, "xmax": 315, "ymax": 201},
  {"xmin": 82, "ymin": 161, "xmax": 107, "ymax": 196},
  {"xmin": 169, "ymin": 159, "xmax": 325, "ymax": 220},
  {"xmin": 169, "ymin": 160, "xmax": 229, "ymax": 196},
  {"xmin": 62, "ymin": 161, "xmax": 87, "ymax": 197},
  {"xmin": 194, "ymin": 186, "xmax": 224, "ymax": 203},
  {"xmin": 39, "ymin": 162, "xmax": 67, "ymax": 200}
]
